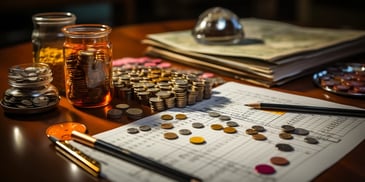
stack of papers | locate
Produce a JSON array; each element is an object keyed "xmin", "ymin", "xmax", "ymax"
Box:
[{"xmin": 142, "ymin": 18, "xmax": 365, "ymax": 87}]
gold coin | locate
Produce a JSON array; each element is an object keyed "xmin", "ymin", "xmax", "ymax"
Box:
[
  {"xmin": 223, "ymin": 127, "xmax": 237, "ymax": 134},
  {"xmin": 211, "ymin": 124, "xmax": 223, "ymax": 130},
  {"xmin": 161, "ymin": 114, "xmax": 174, "ymax": 120},
  {"xmin": 252, "ymin": 133, "xmax": 267, "ymax": 141},
  {"xmin": 161, "ymin": 122, "xmax": 174, "ymax": 129},
  {"xmin": 46, "ymin": 122, "xmax": 87, "ymax": 141},
  {"xmin": 279, "ymin": 132, "xmax": 293, "ymax": 140},
  {"xmin": 175, "ymin": 113, "xmax": 187, "ymax": 120},
  {"xmin": 164, "ymin": 132, "xmax": 178, "ymax": 140},
  {"xmin": 190, "ymin": 136, "xmax": 206, "ymax": 144},
  {"xmin": 245, "ymin": 128, "xmax": 258, "ymax": 135}
]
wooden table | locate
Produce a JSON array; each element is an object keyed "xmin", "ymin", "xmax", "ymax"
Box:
[{"xmin": 0, "ymin": 20, "xmax": 364, "ymax": 182}]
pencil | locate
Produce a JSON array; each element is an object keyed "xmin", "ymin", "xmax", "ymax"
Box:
[
  {"xmin": 71, "ymin": 131, "xmax": 202, "ymax": 182},
  {"xmin": 245, "ymin": 102, "xmax": 365, "ymax": 117}
]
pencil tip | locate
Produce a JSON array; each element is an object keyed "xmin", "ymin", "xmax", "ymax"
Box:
[{"xmin": 245, "ymin": 103, "xmax": 260, "ymax": 108}]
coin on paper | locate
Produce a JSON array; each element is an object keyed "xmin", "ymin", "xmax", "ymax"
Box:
[
  {"xmin": 164, "ymin": 132, "xmax": 178, "ymax": 140},
  {"xmin": 211, "ymin": 124, "xmax": 223, "ymax": 130},
  {"xmin": 175, "ymin": 113, "xmax": 187, "ymax": 120},
  {"xmin": 223, "ymin": 127, "xmax": 237, "ymax": 134},
  {"xmin": 190, "ymin": 136, "xmax": 206, "ymax": 144},
  {"xmin": 161, "ymin": 123, "xmax": 174, "ymax": 129},
  {"xmin": 161, "ymin": 114, "xmax": 174, "ymax": 120}
]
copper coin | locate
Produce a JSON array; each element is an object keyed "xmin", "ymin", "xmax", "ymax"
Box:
[
  {"xmin": 252, "ymin": 133, "xmax": 267, "ymax": 140},
  {"xmin": 46, "ymin": 122, "xmax": 87, "ymax": 141},
  {"xmin": 255, "ymin": 164, "xmax": 276, "ymax": 175},
  {"xmin": 161, "ymin": 114, "xmax": 174, "ymax": 120},
  {"xmin": 164, "ymin": 132, "xmax": 178, "ymax": 140},
  {"xmin": 175, "ymin": 113, "xmax": 187, "ymax": 120},
  {"xmin": 246, "ymin": 128, "xmax": 258, "ymax": 135},
  {"xmin": 270, "ymin": 156, "xmax": 290, "ymax": 166},
  {"xmin": 211, "ymin": 124, "xmax": 223, "ymax": 130},
  {"xmin": 223, "ymin": 127, "xmax": 237, "ymax": 134},
  {"xmin": 279, "ymin": 132, "xmax": 293, "ymax": 140},
  {"xmin": 161, "ymin": 123, "xmax": 174, "ymax": 129}
]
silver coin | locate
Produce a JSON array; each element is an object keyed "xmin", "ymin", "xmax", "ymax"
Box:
[
  {"xmin": 107, "ymin": 109, "xmax": 123, "ymax": 119},
  {"xmin": 115, "ymin": 103, "xmax": 130, "ymax": 110},
  {"xmin": 127, "ymin": 127, "xmax": 139, "ymax": 134},
  {"xmin": 293, "ymin": 128, "xmax": 310, "ymax": 135},
  {"xmin": 192, "ymin": 122, "xmax": 205, "ymax": 129},
  {"xmin": 281, "ymin": 125, "xmax": 296, "ymax": 133},
  {"xmin": 226, "ymin": 121, "xmax": 239, "ymax": 127},
  {"xmin": 252, "ymin": 125, "xmax": 265, "ymax": 132},
  {"xmin": 178, "ymin": 129, "xmax": 192, "ymax": 135},
  {"xmin": 208, "ymin": 111, "xmax": 220, "ymax": 117},
  {"xmin": 219, "ymin": 115, "xmax": 231, "ymax": 121},
  {"xmin": 275, "ymin": 143, "xmax": 294, "ymax": 152},
  {"xmin": 304, "ymin": 137, "xmax": 319, "ymax": 144},
  {"xmin": 139, "ymin": 125, "xmax": 151, "ymax": 131}
]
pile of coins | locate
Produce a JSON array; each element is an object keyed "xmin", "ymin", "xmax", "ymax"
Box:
[
  {"xmin": 2, "ymin": 63, "xmax": 60, "ymax": 111},
  {"xmin": 65, "ymin": 49, "xmax": 111, "ymax": 106},
  {"xmin": 112, "ymin": 58, "xmax": 217, "ymax": 112}
]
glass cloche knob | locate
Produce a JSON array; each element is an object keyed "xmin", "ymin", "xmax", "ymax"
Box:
[{"xmin": 192, "ymin": 7, "xmax": 244, "ymax": 45}]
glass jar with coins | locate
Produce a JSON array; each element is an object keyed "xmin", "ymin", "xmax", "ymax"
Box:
[
  {"xmin": 0, "ymin": 63, "xmax": 60, "ymax": 114},
  {"xmin": 32, "ymin": 12, "xmax": 76, "ymax": 95},
  {"xmin": 62, "ymin": 24, "xmax": 113, "ymax": 108}
]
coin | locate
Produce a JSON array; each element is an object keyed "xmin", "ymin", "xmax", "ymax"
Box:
[
  {"xmin": 279, "ymin": 132, "xmax": 293, "ymax": 140},
  {"xmin": 192, "ymin": 122, "xmax": 204, "ymax": 129},
  {"xmin": 304, "ymin": 136, "xmax": 319, "ymax": 144},
  {"xmin": 211, "ymin": 124, "xmax": 223, "ymax": 130},
  {"xmin": 226, "ymin": 121, "xmax": 239, "ymax": 127},
  {"xmin": 190, "ymin": 136, "xmax": 206, "ymax": 144},
  {"xmin": 46, "ymin": 122, "xmax": 87, "ymax": 141},
  {"xmin": 115, "ymin": 103, "xmax": 130, "ymax": 110},
  {"xmin": 293, "ymin": 128, "xmax": 310, "ymax": 135},
  {"xmin": 245, "ymin": 128, "xmax": 258, "ymax": 135},
  {"xmin": 281, "ymin": 125, "xmax": 295, "ymax": 133},
  {"xmin": 252, "ymin": 125, "xmax": 265, "ymax": 132},
  {"xmin": 161, "ymin": 123, "xmax": 174, "ymax": 129},
  {"xmin": 252, "ymin": 133, "xmax": 267, "ymax": 140},
  {"xmin": 270, "ymin": 156, "xmax": 290, "ymax": 166},
  {"xmin": 275, "ymin": 143, "xmax": 294, "ymax": 152},
  {"xmin": 139, "ymin": 125, "xmax": 151, "ymax": 131},
  {"xmin": 208, "ymin": 111, "xmax": 220, "ymax": 117},
  {"xmin": 255, "ymin": 164, "xmax": 276, "ymax": 175},
  {"xmin": 219, "ymin": 115, "xmax": 231, "ymax": 121},
  {"xmin": 164, "ymin": 132, "xmax": 178, "ymax": 140},
  {"xmin": 178, "ymin": 129, "xmax": 192, "ymax": 135},
  {"xmin": 223, "ymin": 127, "xmax": 237, "ymax": 134},
  {"xmin": 127, "ymin": 127, "xmax": 139, "ymax": 134},
  {"xmin": 161, "ymin": 114, "xmax": 174, "ymax": 120},
  {"xmin": 175, "ymin": 113, "xmax": 187, "ymax": 120},
  {"xmin": 107, "ymin": 109, "xmax": 123, "ymax": 119}
]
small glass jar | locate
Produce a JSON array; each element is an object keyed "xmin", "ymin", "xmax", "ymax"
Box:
[
  {"xmin": 62, "ymin": 24, "xmax": 113, "ymax": 108},
  {"xmin": 1, "ymin": 63, "xmax": 60, "ymax": 114},
  {"xmin": 32, "ymin": 12, "xmax": 76, "ymax": 95}
]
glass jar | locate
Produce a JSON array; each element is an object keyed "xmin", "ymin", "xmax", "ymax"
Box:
[
  {"xmin": 32, "ymin": 12, "xmax": 76, "ymax": 95},
  {"xmin": 62, "ymin": 24, "xmax": 113, "ymax": 108},
  {"xmin": 1, "ymin": 63, "xmax": 60, "ymax": 114}
]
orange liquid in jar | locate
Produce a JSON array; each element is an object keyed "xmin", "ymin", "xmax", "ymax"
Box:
[{"xmin": 64, "ymin": 41, "xmax": 113, "ymax": 108}]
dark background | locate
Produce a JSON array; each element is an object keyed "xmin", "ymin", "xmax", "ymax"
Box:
[{"xmin": 1, "ymin": 0, "xmax": 365, "ymax": 47}]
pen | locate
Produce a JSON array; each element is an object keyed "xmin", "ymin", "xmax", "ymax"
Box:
[
  {"xmin": 71, "ymin": 130, "xmax": 202, "ymax": 182},
  {"xmin": 245, "ymin": 102, "xmax": 365, "ymax": 117},
  {"xmin": 48, "ymin": 135, "xmax": 101, "ymax": 177}
]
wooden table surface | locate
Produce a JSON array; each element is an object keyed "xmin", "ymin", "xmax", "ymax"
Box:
[{"xmin": 0, "ymin": 20, "xmax": 364, "ymax": 182}]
